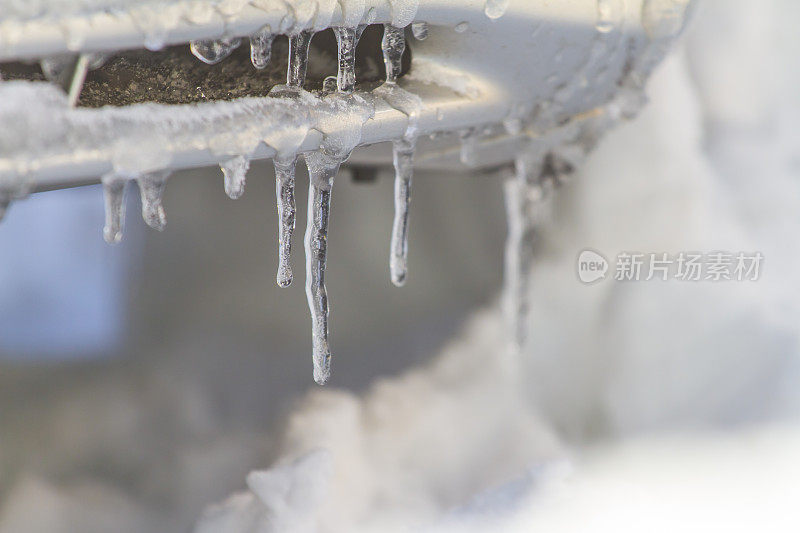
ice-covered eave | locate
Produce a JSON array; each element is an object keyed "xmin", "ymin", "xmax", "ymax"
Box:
[{"xmin": 0, "ymin": 80, "xmax": 511, "ymax": 191}]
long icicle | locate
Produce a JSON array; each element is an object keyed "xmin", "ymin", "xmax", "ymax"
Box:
[
  {"xmin": 274, "ymin": 156, "xmax": 298, "ymax": 288},
  {"xmin": 102, "ymin": 174, "xmax": 127, "ymax": 244},
  {"xmin": 303, "ymin": 151, "xmax": 341, "ymax": 385},
  {"xmin": 503, "ymin": 156, "xmax": 549, "ymax": 351},
  {"xmin": 380, "ymin": 23, "xmax": 419, "ymax": 286},
  {"xmin": 389, "ymin": 138, "xmax": 416, "ymax": 286}
]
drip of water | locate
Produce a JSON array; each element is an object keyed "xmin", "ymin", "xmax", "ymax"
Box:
[
  {"xmin": 220, "ymin": 155, "xmax": 250, "ymax": 200},
  {"xmin": 101, "ymin": 174, "xmax": 127, "ymax": 244},
  {"xmin": 389, "ymin": 138, "xmax": 416, "ymax": 287},
  {"xmin": 303, "ymin": 151, "xmax": 343, "ymax": 385},
  {"xmin": 250, "ymin": 26, "xmax": 275, "ymax": 69},
  {"xmin": 381, "ymin": 25, "xmax": 406, "ymax": 84},
  {"xmin": 287, "ymin": 30, "xmax": 315, "ymax": 89},
  {"xmin": 190, "ymin": 38, "xmax": 242, "ymax": 65},
  {"xmin": 274, "ymin": 156, "xmax": 298, "ymax": 288},
  {"xmin": 411, "ymin": 21, "xmax": 429, "ymax": 40},
  {"xmin": 459, "ymin": 128, "xmax": 478, "ymax": 166},
  {"xmin": 333, "ymin": 27, "xmax": 358, "ymax": 93},
  {"xmin": 484, "ymin": 0, "xmax": 510, "ymax": 20},
  {"xmin": 136, "ymin": 171, "xmax": 170, "ymax": 231}
]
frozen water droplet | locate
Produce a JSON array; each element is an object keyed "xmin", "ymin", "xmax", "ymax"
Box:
[
  {"xmin": 333, "ymin": 26, "xmax": 359, "ymax": 93},
  {"xmin": 454, "ymin": 21, "xmax": 469, "ymax": 33},
  {"xmin": 274, "ymin": 157, "xmax": 297, "ymax": 288},
  {"xmin": 323, "ymin": 76, "xmax": 338, "ymax": 93},
  {"xmin": 190, "ymin": 38, "xmax": 242, "ymax": 65},
  {"xmin": 102, "ymin": 174, "xmax": 127, "ymax": 244},
  {"xmin": 484, "ymin": 0, "xmax": 510, "ymax": 20},
  {"xmin": 303, "ymin": 152, "xmax": 342, "ymax": 385},
  {"xmin": 250, "ymin": 26, "xmax": 274, "ymax": 69},
  {"xmin": 411, "ymin": 21, "xmax": 429, "ymax": 40},
  {"xmin": 596, "ymin": 0, "xmax": 617, "ymax": 33},
  {"xmin": 137, "ymin": 171, "xmax": 170, "ymax": 231},
  {"xmin": 221, "ymin": 155, "xmax": 250, "ymax": 199},
  {"xmin": 459, "ymin": 129, "xmax": 478, "ymax": 166},
  {"xmin": 381, "ymin": 25, "xmax": 406, "ymax": 84},
  {"xmin": 389, "ymin": 139, "xmax": 416, "ymax": 287},
  {"xmin": 287, "ymin": 30, "xmax": 315, "ymax": 88},
  {"xmin": 503, "ymin": 117, "xmax": 523, "ymax": 135}
]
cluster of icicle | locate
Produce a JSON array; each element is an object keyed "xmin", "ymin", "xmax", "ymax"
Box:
[
  {"xmin": 94, "ymin": 10, "xmax": 422, "ymax": 385},
  {"xmin": 0, "ymin": 0, "xmax": 694, "ymax": 383}
]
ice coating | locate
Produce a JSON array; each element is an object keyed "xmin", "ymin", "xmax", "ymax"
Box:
[
  {"xmin": 274, "ymin": 156, "xmax": 297, "ymax": 288},
  {"xmin": 136, "ymin": 170, "xmax": 170, "ymax": 231},
  {"xmin": 220, "ymin": 155, "xmax": 250, "ymax": 200},
  {"xmin": 381, "ymin": 25, "xmax": 405, "ymax": 84},
  {"xmin": 249, "ymin": 26, "xmax": 274, "ymax": 70},
  {"xmin": 387, "ymin": 0, "xmax": 418, "ymax": 28},
  {"xmin": 190, "ymin": 38, "xmax": 242, "ymax": 65},
  {"xmin": 101, "ymin": 174, "xmax": 127, "ymax": 244}
]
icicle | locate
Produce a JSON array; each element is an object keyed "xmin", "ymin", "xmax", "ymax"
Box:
[
  {"xmin": 374, "ymin": 82, "xmax": 422, "ymax": 287},
  {"xmin": 220, "ymin": 155, "xmax": 250, "ymax": 200},
  {"xmin": 136, "ymin": 171, "xmax": 170, "ymax": 231},
  {"xmin": 250, "ymin": 26, "xmax": 275, "ymax": 69},
  {"xmin": 190, "ymin": 38, "xmax": 242, "ymax": 65},
  {"xmin": 102, "ymin": 174, "xmax": 127, "ymax": 244},
  {"xmin": 411, "ymin": 21, "xmax": 429, "ymax": 40},
  {"xmin": 303, "ymin": 151, "xmax": 343, "ymax": 385},
  {"xmin": 287, "ymin": 30, "xmax": 315, "ymax": 89},
  {"xmin": 274, "ymin": 156, "xmax": 298, "ymax": 288},
  {"xmin": 389, "ymin": 138, "xmax": 416, "ymax": 286},
  {"xmin": 503, "ymin": 154, "xmax": 549, "ymax": 351},
  {"xmin": 381, "ymin": 25, "xmax": 406, "ymax": 84},
  {"xmin": 333, "ymin": 27, "xmax": 358, "ymax": 93}
]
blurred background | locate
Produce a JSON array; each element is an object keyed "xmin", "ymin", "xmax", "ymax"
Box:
[{"xmin": 1, "ymin": 0, "xmax": 799, "ymax": 531}]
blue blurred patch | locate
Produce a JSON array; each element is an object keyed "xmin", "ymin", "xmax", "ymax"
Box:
[{"xmin": 0, "ymin": 185, "xmax": 136, "ymax": 361}]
